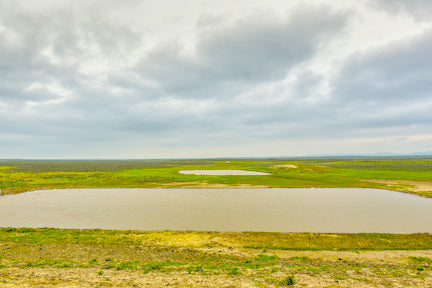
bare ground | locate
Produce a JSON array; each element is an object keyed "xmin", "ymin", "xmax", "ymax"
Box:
[
  {"xmin": 1, "ymin": 244, "xmax": 431, "ymax": 287},
  {"xmin": 2, "ymin": 267, "xmax": 429, "ymax": 287},
  {"xmin": 364, "ymin": 179, "xmax": 432, "ymax": 197},
  {"xmin": 160, "ymin": 182, "xmax": 269, "ymax": 188},
  {"xmin": 365, "ymin": 180, "xmax": 432, "ymax": 192},
  {"xmin": 271, "ymin": 165, "xmax": 298, "ymax": 169}
]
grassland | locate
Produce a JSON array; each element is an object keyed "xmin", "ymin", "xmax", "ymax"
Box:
[
  {"xmin": 0, "ymin": 228, "xmax": 431, "ymax": 287},
  {"xmin": 1, "ymin": 157, "xmax": 432, "ymax": 198},
  {"xmin": 1, "ymin": 158, "xmax": 432, "ymax": 286}
]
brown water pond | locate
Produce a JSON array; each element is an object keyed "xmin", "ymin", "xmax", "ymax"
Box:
[
  {"xmin": 0, "ymin": 188, "xmax": 431, "ymax": 233},
  {"xmin": 178, "ymin": 170, "xmax": 270, "ymax": 175}
]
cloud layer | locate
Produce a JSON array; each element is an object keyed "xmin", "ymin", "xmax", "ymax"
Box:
[{"xmin": 1, "ymin": 1, "xmax": 431, "ymax": 158}]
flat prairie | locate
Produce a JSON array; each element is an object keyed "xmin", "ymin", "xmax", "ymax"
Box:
[{"xmin": 1, "ymin": 158, "xmax": 432, "ymax": 287}]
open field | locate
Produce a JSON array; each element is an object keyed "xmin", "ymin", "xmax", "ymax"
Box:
[
  {"xmin": 1, "ymin": 158, "xmax": 432, "ymax": 286},
  {"xmin": 1, "ymin": 158, "xmax": 432, "ymax": 198},
  {"xmin": 0, "ymin": 228, "xmax": 432, "ymax": 287}
]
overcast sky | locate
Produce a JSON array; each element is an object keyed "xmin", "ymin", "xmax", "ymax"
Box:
[{"xmin": 1, "ymin": 0, "xmax": 431, "ymax": 159}]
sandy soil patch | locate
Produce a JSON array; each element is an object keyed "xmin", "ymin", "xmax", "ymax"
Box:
[
  {"xmin": 1, "ymin": 254, "xmax": 431, "ymax": 288},
  {"xmin": 1, "ymin": 241, "xmax": 431, "ymax": 288},
  {"xmin": 271, "ymin": 165, "xmax": 298, "ymax": 169},
  {"xmin": 202, "ymin": 245, "xmax": 432, "ymax": 265},
  {"xmin": 161, "ymin": 181, "xmax": 269, "ymax": 188},
  {"xmin": 273, "ymin": 250, "xmax": 432, "ymax": 264},
  {"xmin": 365, "ymin": 179, "xmax": 432, "ymax": 192},
  {"xmin": 0, "ymin": 268, "xmax": 257, "ymax": 288}
]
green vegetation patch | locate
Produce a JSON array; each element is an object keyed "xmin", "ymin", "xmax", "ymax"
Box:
[
  {"xmin": 255, "ymin": 254, "xmax": 279, "ymax": 261},
  {"xmin": 1, "ymin": 228, "xmax": 431, "ymax": 251},
  {"xmin": 409, "ymin": 256, "xmax": 432, "ymax": 264},
  {"xmin": 240, "ymin": 232, "xmax": 432, "ymax": 251}
]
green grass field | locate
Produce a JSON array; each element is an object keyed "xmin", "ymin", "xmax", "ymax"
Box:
[
  {"xmin": 1, "ymin": 228, "xmax": 432, "ymax": 251},
  {"xmin": 1, "ymin": 158, "xmax": 431, "ymax": 197}
]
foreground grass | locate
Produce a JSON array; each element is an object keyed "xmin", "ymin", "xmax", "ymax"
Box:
[
  {"xmin": 1, "ymin": 228, "xmax": 432, "ymax": 251},
  {"xmin": 1, "ymin": 158, "xmax": 432, "ymax": 198},
  {"xmin": 0, "ymin": 228, "xmax": 431, "ymax": 287}
]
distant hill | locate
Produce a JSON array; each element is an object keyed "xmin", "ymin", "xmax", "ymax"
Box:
[{"xmin": 289, "ymin": 151, "xmax": 432, "ymax": 159}]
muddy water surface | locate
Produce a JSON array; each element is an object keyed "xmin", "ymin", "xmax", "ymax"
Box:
[
  {"xmin": 178, "ymin": 170, "xmax": 270, "ymax": 175},
  {"xmin": 1, "ymin": 188, "xmax": 431, "ymax": 232}
]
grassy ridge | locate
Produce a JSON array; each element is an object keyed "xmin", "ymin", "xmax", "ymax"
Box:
[{"xmin": 1, "ymin": 158, "xmax": 431, "ymax": 197}]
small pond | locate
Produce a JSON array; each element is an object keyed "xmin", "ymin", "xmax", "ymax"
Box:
[
  {"xmin": 0, "ymin": 188, "xmax": 431, "ymax": 233},
  {"xmin": 178, "ymin": 170, "xmax": 270, "ymax": 175}
]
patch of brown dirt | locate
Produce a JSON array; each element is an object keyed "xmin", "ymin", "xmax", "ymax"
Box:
[
  {"xmin": 160, "ymin": 182, "xmax": 268, "ymax": 188},
  {"xmin": 273, "ymin": 250, "xmax": 432, "ymax": 265},
  {"xmin": 1, "ymin": 245, "xmax": 431, "ymax": 287},
  {"xmin": 271, "ymin": 164, "xmax": 298, "ymax": 169},
  {"xmin": 1, "ymin": 259, "xmax": 431, "ymax": 288},
  {"xmin": 0, "ymin": 268, "xmax": 258, "ymax": 287},
  {"xmin": 365, "ymin": 179, "xmax": 432, "ymax": 192}
]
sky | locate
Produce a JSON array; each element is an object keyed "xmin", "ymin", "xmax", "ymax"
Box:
[{"xmin": 1, "ymin": 0, "xmax": 431, "ymax": 159}]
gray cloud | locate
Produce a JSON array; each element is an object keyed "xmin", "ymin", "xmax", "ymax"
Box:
[
  {"xmin": 134, "ymin": 6, "xmax": 347, "ymax": 98},
  {"xmin": 373, "ymin": 0, "xmax": 432, "ymax": 20},
  {"xmin": 0, "ymin": 1, "xmax": 431, "ymax": 158},
  {"xmin": 326, "ymin": 29, "xmax": 432, "ymax": 135},
  {"xmin": 333, "ymin": 29, "xmax": 432, "ymax": 105}
]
